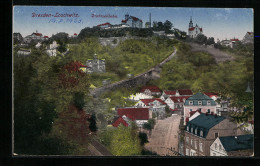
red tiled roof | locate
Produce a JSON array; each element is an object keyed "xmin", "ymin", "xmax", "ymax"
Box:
[
  {"xmin": 204, "ymin": 92, "xmax": 218, "ymax": 98},
  {"xmin": 112, "ymin": 116, "xmax": 129, "ymax": 127},
  {"xmin": 140, "ymin": 98, "xmax": 167, "ymax": 106},
  {"xmin": 121, "ymin": 20, "xmax": 127, "ymax": 23},
  {"xmin": 170, "ymin": 108, "xmax": 178, "ymax": 111},
  {"xmin": 33, "ymin": 33, "xmax": 42, "ymax": 36},
  {"xmin": 189, "ymin": 27, "xmax": 195, "ymax": 31},
  {"xmin": 177, "ymin": 89, "xmax": 193, "ymax": 95},
  {"xmin": 169, "ymin": 96, "xmax": 190, "ymax": 103},
  {"xmin": 189, "ymin": 110, "xmax": 201, "ymax": 117},
  {"xmin": 164, "ymin": 91, "xmax": 176, "ymax": 95},
  {"xmin": 97, "ymin": 22, "xmax": 111, "ymax": 26},
  {"xmin": 117, "ymin": 108, "xmax": 149, "ymax": 120},
  {"xmin": 141, "ymin": 86, "xmax": 161, "ymax": 93},
  {"xmin": 231, "ymin": 38, "xmax": 239, "ymax": 41},
  {"xmin": 44, "ymin": 36, "xmax": 49, "ymax": 38},
  {"xmin": 121, "ymin": 16, "xmax": 142, "ymax": 23},
  {"xmin": 74, "ymin": 33, "xmax": 77, "ymax": 36},
  {"xmin": 247, "ymin": 32, "xmax": 253, "ymax": 35}
]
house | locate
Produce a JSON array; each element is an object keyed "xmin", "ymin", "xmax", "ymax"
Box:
[
  {"xmin": 230, "ymin": 38, "xmax": 240, "ymax": 48},
  {"xmin": 135, "ymin": 98, "xmax": 166, "ymax": 119},
  {"xmin": 112, "ymin": 115, "xmax": 132, "ymax": 127},
  {"xmin": 117, "ymin": 107, "xmax": 151, "ymax": 127},
  {"xmin": 210, "ymin": 134, "xmax": 253, "ymax": 156},
  {"xmin": 220, "ymin": 38, "xmax": 240, "ymax": 48},
  {"xmin": 160, "ymin": 90, "xmax": 176, "ymax": 100},
  {"xmin": 165, "ymin": 96, "xmax": 191, "ymax": 111},
  {"xmin": 153, "ymin": 31, "xmax": 166, "ymax": 36},
  {"xmin": 35, "ymin": 42, "xmax": 42, "ymax": 48},
  {"xmin": 188, "ymin": 17, "xmax": 203, "ymax": 38},
  {"xmin": 13, "ymin": 32, "xmax": 23, "ymax": 42},
  {"xmin": 97, "ymin": 22, "xmax": 112, "ymax": 29},
  {"xmin": 121, "ymin": 13, "xmax": 143, "ymax": 28},
  {"xmin": 17, "ymin": 49, "xmax": 31, "ymax": 56},
  {"xmin": 140, "ymin": 86, "xmax": 161, "ymax": 96},
  {"xmin": 184, "ymin": 113, "xmax": 246, "ymax": 156},
  {"xmin": 204, "ymin": 92, "xmax": 222, "ymax": 116},
  {"xmin": 183, "ymin": 92, "xmax": 217, "ymax": 125},
  {"xmin": 204, "ymin": 92, "xmax": 219, "ymax": 101},
  {"xmin": 128, "ymin": 93, "xmax": 153, "ymax": 101},
  {"xmin": 73, "ymin": 33, "xmax": 78, "ymax": 37},
  {"xmin": 43, "ymin": 36, "xmax": 49, "ymax": 40},
  {"xmin": 85, "ymin": 55, "xmax": 105, "ymax": 73},
  {"xmin": 46, "ymin": 41, "xmax": 58, "ymax": 56},
  {"xmin": 242, "ymin": 32, "xmax": 254, "ymax": 44}
]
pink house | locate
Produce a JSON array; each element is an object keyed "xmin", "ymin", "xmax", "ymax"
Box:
[{"xmin": 183, "ymin": 92, "xmax": 217, "ymax": 125}]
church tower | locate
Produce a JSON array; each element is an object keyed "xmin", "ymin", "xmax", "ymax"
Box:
[{"xmin": 189, "ymin": 16, "xmax": 193, "ymax": 28}]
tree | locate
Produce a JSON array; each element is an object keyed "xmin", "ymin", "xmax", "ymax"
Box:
[
  {"xmin": 164, "ymin": 20, "xmax": 173, "ymax": 33},
  {"xmin": 206, "ymin": 37, "xmax": 215, "ymax": 45},
  {"xmin": 195, "ymin": 34, "xmax": 207, "ymax": 44},
  {"xmin": 109, "ymin": 125, "xmax": 142, "ymax": 156},
  {"xmin": 88, "ymin": 114, "xmax": 98, "ymax": 132},
  {"xmin": 138, "ymin": 132, "xmax": 149, "ymax": 146}
]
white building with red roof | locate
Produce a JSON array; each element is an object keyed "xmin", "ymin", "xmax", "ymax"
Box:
[
  {"xmin": 116, "ymin": 107, "xmax": 151, "ymax": 127},
  {"xmin": 140, "ymin": 86, "xmax": 161, "ymax": 96},
  {"xmin": 97, "ymin": 22, "xmax": 112, "ymax": 29},
  {"xmin": 165, "ymin": 96, "xmax": 191, "ymax": 110},
  {"xmin": 121, "ymin": 13, "xmax": 142, "ymax": 28},
  {"xmin": 160, "ymin": 90, "xmax": 176, "ymax": 100},
  {"xmin": 188, "ymin": 17, "xmax": 203, "ymax": 38},
  {"xmin": 135, "ymin": 98, "xmax": 166, "ymax": 119}
]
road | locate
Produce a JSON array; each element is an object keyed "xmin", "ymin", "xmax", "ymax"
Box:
[{"xmin": 144, "ymin": 114, "xmax": 181, "ymax": 156}]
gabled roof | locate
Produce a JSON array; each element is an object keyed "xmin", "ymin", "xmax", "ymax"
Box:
[
  {"xmin": 141, "ymin": 86, "xmax": 161, "ymax": 93},
  {"xmin": 32, "ymin": 32, "xmax": 42, "ymax": 36},
  {"xmin": 74, "ymin": 33, "xmax": 78, "ymax": 36},
  {"xmin": 44, "ymin": 36, "xmax": 49, "ymax": 38},
  {"xmin": 188, "ymin": 27, "xmax": 202, "ymax": 32},
  {"xmin": 164, "ymin": 91, "xmax": 176, "ymax": 95},
  {"xmin": 169, "ymin": 96, "xmax": 190, "ymax": 103},
  {"xmin": 112, "ymin": 116, "xmax": 131, "ymax": 127},
  {"xmin": 231, "ymin": 38, "xmax": 239, "ymax": 41},
  {"xmin": 140, "ymin": 98, "xmax": 166, "ymax": 106},
  {"xmin": 204, "ymin": 92, "xmax": 218, "ymax": 98},
  {"xmin": 186, "ymin": 113, "xmax": 225, "ymax": 138},
  {"xmin": 97, "ymin": 22, "xmax": 111, "ymax": 26},
  {"xmin": 117, "ymin": 108, "xmax": 149, "ymax": 120},
  {"xmin": 184, "ymin": 92, "xmax": 216, "ymax": 106},
  {"xmin": 219, "ymin": 134, "xmax": 253, "ymax": 152},
  {"xmin": 121, "ymin": 16, "xmax": 142, "ymax": 23},
  {"xmin": 177, "ymin": 89, "xmax": 193, "ymax": 96}
]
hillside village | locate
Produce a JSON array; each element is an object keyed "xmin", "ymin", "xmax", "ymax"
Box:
[{"xmin": 13, "ymin": 12, "xmax": 254, "ymax": 156}]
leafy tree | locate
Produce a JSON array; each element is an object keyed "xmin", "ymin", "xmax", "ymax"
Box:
[
  {"xmin": 88, "ymin": 114, "xmax": 98, "ymax": 132},
  {"xmin": 109, "ymin": 125, "xmax": 142, "ymax": 156},
  {"xmin": 138, "ymin": 132, "xmax": 149, "ymax": 146},
  {"xmin": 194, "ymin": 34, "xmax": 207, "ymax": 44},
  {"xmin": 143, "ymin": 123, "xmax": 152, "ymax": 131},
  {"xmin": 206, "ymin": 37, "xmax": 215, "ymax": 45}
]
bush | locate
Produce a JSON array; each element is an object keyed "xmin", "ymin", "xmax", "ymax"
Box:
[{"xmin": 138, "ymin": 132, "xmax": 149, "ymax": 146}]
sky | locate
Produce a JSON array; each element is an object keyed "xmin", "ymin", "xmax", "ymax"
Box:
[{"xmin": 13, "ymin": 6, "xmax": 253, "ymax": 41}]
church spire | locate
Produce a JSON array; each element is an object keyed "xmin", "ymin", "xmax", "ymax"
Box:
[{"xmin": 189, "ymin": 16, "xmax": 193, "ymax": 28}]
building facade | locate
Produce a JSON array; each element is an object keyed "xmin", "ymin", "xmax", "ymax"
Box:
[
  {"xmin": 183, "ymin": 92, "xmax": 217, "ymax": 125},
  {"xmin": 121, "ymin": 14, "xmax": 143, "ymax": 28},
  {"xmin": 184, "ymin": 113, "xmax": 245, "ymax": 156},
  {"xmin": 85, "ymin": 55, "xmax": 106, "ymax": 73},
  {"xmin": 188, "ymin": 17, "xmax": 203, "ymax": 38},
  {"xmin": 210, "ymin": 134, "xmax": 253, "ymax": 156}
]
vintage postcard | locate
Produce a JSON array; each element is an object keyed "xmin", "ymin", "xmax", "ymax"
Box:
[{"xmin": 13, "ymin": 6, "xmax": 254, "ymax": 156}]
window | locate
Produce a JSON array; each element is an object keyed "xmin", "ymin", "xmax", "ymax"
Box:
[
  {"xmin": 215, "ymin": 143, "xmax": 218, "ymax": 150},
  {"xmin": 191, "ymin": 127, "xmax": 193, "ymax": 133},
  {"xmin": 200, "ymin": 130, "xmax": 203, "ymax": 137},
  {"xmin": 187, "ymin": 126, "xmax": 189, "ymax": 131},
  {"xmin": 213, "ymin": 153, "xmax": 216, "ymax": 156},
  {"xmin": 194, "ymin": 140, "xmax": 197, "ymax": 149},
  {"xmin": 186, "ymin": 137, "xmax": 189, "ymax": 144},
  {"xmin": 195, "ymin": 129, "xmax": 197, "ymax": 135},
  {"xmin": 214, "ymin": 132, "xmax": 219, "ymax": 138},
  {"xmin": 198, "ymin": 101, "xmax": 202, "ymax": 106},
  {"xmin": 207, "ymin": 109, "xmax": 210, "ymax": 113},
  {"xmin": 219, "ymin": 145, "xmax": 222, "ymax": 151},
  {"xmin": 189, "ymin": 101, "xmax": 193, "ymax": 105},
  {"xmin": 186, "ymin": 148, "xmax": 190, "ymax": 156},
  {"xmin": 199, "ymin": 143, "xmax": 203, "ymax": 152},
  {"xmin": 207, "ymin": 100, "xmax": 211, "ymax": 106},
  {"xmin": 191, "ymin": 139, "xmax": 193, "ymax": 147}
]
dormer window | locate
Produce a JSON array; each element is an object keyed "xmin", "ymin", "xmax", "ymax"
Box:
[
  {"xmin": 189, "ymin": 101, "xmax": 193, "ymax": 105},
  {"xmin": 198, "ymin": 101, "xmax": 202, "ymax": 106},
  {"xmin": 207, "ymin": 100, "xmax": 211, "ymax": 106},
  {"xmin": 200, "ymin": 130, "xmax": 203, "ymax": 137}
]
